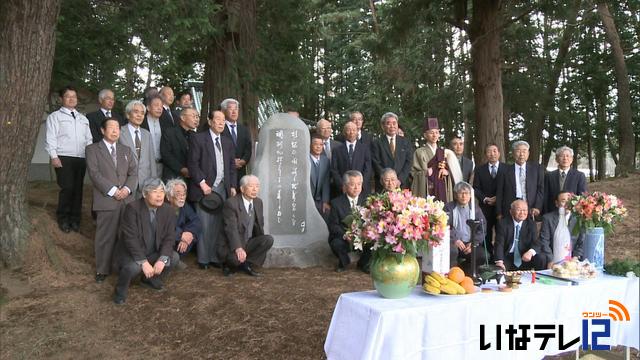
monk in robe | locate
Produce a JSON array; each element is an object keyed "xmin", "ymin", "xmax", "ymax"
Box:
[{"xmin": 411, "ymin": 117, "xmax": 463, "ymax": 203}]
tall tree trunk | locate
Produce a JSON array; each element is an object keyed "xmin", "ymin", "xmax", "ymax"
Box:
[
  {"xmin": 0, "ymin": 0, "xmax": 62, "ymax": 267},
  {"xmin": 469, "ymin": 0, "xmax": 505, "ymax": 164},
  {"xmin": 238, "ymin": 0, "xmax": 258, "ymax": 139},
  {"xmin": 586, "ymin": 105, "xmax": 595, "ymax": 182},
  {"xmin": 594, "ymin": 96, "xmax": 607, "ymax": 180},
  {"xmin": 597, "ymin": 2, "xmax": 635, "ymax": 176}
]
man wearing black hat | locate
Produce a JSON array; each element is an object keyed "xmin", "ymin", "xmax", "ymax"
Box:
[{"xmin": 411, "ymin": 117, "xmax": 462, "ymax": 203}]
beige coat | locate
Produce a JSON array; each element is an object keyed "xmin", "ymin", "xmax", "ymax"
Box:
[{"xmin": 410, "ymin": 145, "xmax": 463, "ymax": 202}]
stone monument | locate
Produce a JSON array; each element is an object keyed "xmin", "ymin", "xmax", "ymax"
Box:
[{"xmin": 252, "ymin": 113, "xmax": 332, "ymax": 267}]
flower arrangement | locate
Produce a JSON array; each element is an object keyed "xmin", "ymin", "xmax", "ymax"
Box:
[
  {"xmin": 344, "ymin": 189, "xmax": 448, "ymax": 262},
  {"xmin": 565, "ymin": 191, "xmax": 628, "ymax": 235}
]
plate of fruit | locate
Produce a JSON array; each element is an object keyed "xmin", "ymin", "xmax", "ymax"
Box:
[{"xmin": 423, "ymin": 267, "xmax": 479, "ymax": 296}]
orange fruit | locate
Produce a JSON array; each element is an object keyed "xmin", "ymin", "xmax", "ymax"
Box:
[
  {"xmin": 448, "ymin": 267, "xmax": 465, "ymax": 283},
  {"xmin": 460, "ymin": 277, "xmax": 475, "ymax": 294}
]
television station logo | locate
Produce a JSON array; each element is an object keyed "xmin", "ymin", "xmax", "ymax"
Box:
[{"xmin": 480, "ymin": 299, "xmax": 632, "ymax": 351}]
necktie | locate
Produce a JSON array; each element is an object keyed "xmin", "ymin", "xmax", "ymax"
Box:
[
  {"xmin": 350, "ymin": 199, "xmax": 356, "ymax": 209},
  {"xmin": 134, "ymin": 130, "xmax": 141, "ymax": 159},
  {"xmin": 106, "ymin": 111, "xmax": 111, "ymax": 118},
  {"xmin": 514, "ymin": 224, "xmax": 522, "ymax": 268},
  {"xmin": 324, "ymin": 141, "xmax": 330, "ymax": 159},
  {"xmin": 389, "ymin": 137, "xmax": 396, "ymax": 157},
  {"xmin": 490, "ymin": 164, "xmax": 497, "ymax": 178},
  {"xmin": 230, "ymin": 124, "xmax": 237, "ymax": 144},
  {"xmin": 246, "ymin": 202, "xmax": 255, "ymax": 240},
  {"xmin": 519, "ymin": 166, "xmax": 527, "ymax": 201},
  {"xmin": 560, "ymin": 171, "xmax": 566, "ymax": 190},
  {"xmin": 110, "ymin": 145, "xmax": 117, "ymax": 167},
  {"xmin": 215, "ymin": 137, "xmax": 222, "ymax": 152},
  {"xmin": 71, "ymin": 111, "xmax": 76, "ymax": 119},
  {"xmin": 348, "ymin": 144, "xmax": 354, "ymax": 162}
]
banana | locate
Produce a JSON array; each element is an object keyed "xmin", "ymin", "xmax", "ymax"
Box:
[
  {"xmin": 423, "ymin": 284, "xmax": 441, "ymax": 294},
  {"xmin": 424, "ymin": 275, "xmax": 441, "ymax": 288},
  {"xmin": 445, "ymin": 279, "xmax": 466, "ymax": 294},
  {"xmin": 440, "ymin": 283, "xmax": 458, "ymax": 295},
  {"xmin": 429, "ymin": 272, "xmax": 448, "ymax": 285}
]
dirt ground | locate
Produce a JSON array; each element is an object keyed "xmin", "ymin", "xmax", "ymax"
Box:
[{"xmin": 1, "ymin": 175, "xmax": 638, "ymax": 359}]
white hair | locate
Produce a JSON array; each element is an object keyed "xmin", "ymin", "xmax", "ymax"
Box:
[
  {"xmin": 98, "ymin": 89, "xmax": 113, "ymax": 101},
  {"xmin": 555, "ymin": 146, "xmax": 574, "ymax": 157},
  {"xmin": 220, "ymin": 98, "xmax": 239, "ymax": 111}
]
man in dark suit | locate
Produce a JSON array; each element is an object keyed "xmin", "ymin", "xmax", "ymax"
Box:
[
  {"xmin": 86, "ymin": 89, "xmax": 126, "ymax": 143},
  {"xmin": 310, "ymin": 133, "xmax": 331, "ymax": 218},
  {"xmin": 187, "ymin": 110, "xmax": 237, "ymax": 269},
  {"xmin": 444, "ymin": 182, "xmax": 487, "ymax": 275},
  {"xmin": 331, "ymin": 121, "xmax": 373, "ymax": 196},
  {"xmin": 160, "ymin": 107, "xmax": 199, "ymax": 181},
  {"xmin": 544, "ymin": 146, "xmax": 588, "ymax": 214},
  {"xmin": 220, "ymin": 175, "xmax": 274, "ymax": 277},
  {"xmin": 220, "ymin": 98, "xmax": 252, "ymax": 188},
  {"xmin": 450, "ymin": 136, "xmax": 474, "ymax": 183},
  {"xmin": 372, "ymin": 112, "xmax": 413, "ymax": 192},
  {"xmin": 496, "ymin": 140, "xmax": 544, "ymax": 219},
  {"xmin": 328, "ymin": 170, "xmax": 371, "ymax": 273},
  {"xmin": 171, "ymin": 91, "xmax": 192, "ymax": 119},
  {"xmin": 85, "ymin": 118, "xmax": 138, "ymax": 283},
  {"xmin": 159, "ymin": 86, "xmax": 177, "ymax": 128},
  {"xmin": 166, "ymin": 178, "xmax": 201, "ymax": 261},
  {"xmin": 494, "ymin": 200, "xmax": 546, "ymax": 271},
  {"xmin": 539, "ymin": 191, "xmax": 585, "ymax": 268},
  {"xmin": 113, "ymin": 178, "xmax": 178, "ymax": 304},
  {"xmin": 473, "ymin": 143, "xmax": 505, "ymax": 260},
  {"xmin": 335, "ymin": 111, "xmax": 373, "ymax": 147}
]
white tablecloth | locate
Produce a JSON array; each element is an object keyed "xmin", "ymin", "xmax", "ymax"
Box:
[{"xmin": 324, "ymin": 275, "xmax": 639, "ymax": 360}]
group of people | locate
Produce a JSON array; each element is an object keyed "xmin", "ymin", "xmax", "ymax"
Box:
[
  {"xmin": 45, "ymin": 86, "xmax": 272, "ymax": 304},
  {"xmin": 45, "ymin": 85, "xmax": 588, "ymax": 303}
]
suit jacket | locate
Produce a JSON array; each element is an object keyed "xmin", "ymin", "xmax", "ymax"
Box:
[
  {"xmin": 222, "ymin": 122, "xmax": 252, "ymax": 184},
  {"xmin": 160, "ymin": 126, "xmax": 192, "ymax": 181},
  {"xmin": 161, "ymin": 107, "xmax": 177, "ymax": 128},
  {"xmin": 86, "ymin": 110, "xmax": 126, "ymax": 143},
  {"xmin": 539, "ymin": 210, "xmax": 584, "ymax": 262},
  {"xmin": 141, "ymin": 113, "xmax": 174, "ymax": 132},
  {"xmin": 118, "ymin": 124, "xmax": 157, "ymax": 197},
  {"xmin": 496, "ymin": 162, "xmax": 544, "ymax": 217},
  {"xmin": 544, "ymin": 168, "xmax": 587, "ymax": 213},
  {"xmin": 117, "ymin": 199, "xmax": 176, "ymax": 264},
  {"xmin": 310, "ymin": 154, "xmax": 331, "ymax": 204},
  {"xmin": 372, "ymin": 136, "xmax": 413, "ymax": 190},
  {"xmin": 187, "ymin": 130, "xmax": 237, "ymax": 202},
  {"xmin": 175, "ymin": 202, "xmax": 202, "ymax": 243},
  {"xmin": 494, "ymin": 216, "xmax": 541, "ymax": 262},
  {"xmin": 85, "ymin": 141, "xmax": 138, "ymax": 211},
  {"xmin": 328, "ymin": 194, "xmax": 365, "ymax": 241},
  {"xmin": 459, "ymin": 156, "xmax": 474, "ymax": 183},
  {"xmin": 473, "ymin": 162, "xmax": 506, "ymax": 218},
  {"xmin": 444, "ymin": 201, "xmax": 486, "ymax": 246},
  {"xmin": 330, "ymin": 141, "xmax": 372, "ymax": 194},
  {"xmin": 223, "ymin": 195, "xmax": 265, "ymax": 251}
]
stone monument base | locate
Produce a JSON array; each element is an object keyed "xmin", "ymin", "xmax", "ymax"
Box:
[{"xmin": 264, "ymin": 242, "xmax": 334, "ymax": 268}]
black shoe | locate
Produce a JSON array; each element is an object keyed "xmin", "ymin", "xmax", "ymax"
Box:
[
  {"xmin": 209, "ymin": 262, "xmax": 222, "ymax": 268},
  {"xmin": 357, "ymin": 264, "xmax": 370, "ymax": 274},
  {"xmin": 113, "ymin": 294, "xmax": 126, "ymax": 305},
  {"xmin": 70, "ymin": 222, "xmax": 80, "ymax": 232},
  {"xmin": 140, "ymin": 278, "xmax": 164, "ymax": 291},
  {"xmin": 59, "ymin": 222, "xmax": 71, "ymax": 233},
  {"xmin": 95, "ymin": 273, "xmax": 107, "ymax": 283},
  {"xmin": 198, "ymin": 263, "xmax": 210, "ymax": 270},
  {"xmin": 240, "ymin": 264, "xmax": 261, "ymax": 277},
  {"xmin": 335, "ymin": 265, "xmax": 346, "ymax": 273},
  {"xmin": 222, "ymin": 266, "xmax": 234, "ymax": 277}
]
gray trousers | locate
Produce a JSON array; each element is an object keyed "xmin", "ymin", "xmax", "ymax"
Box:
[
  {"xmin": 95, "ymin": 204, "xmax": 126, "ymax": 274},
  {"xmin": 196, "ymin": 183, "xmax": 226, "ymax": 264}
]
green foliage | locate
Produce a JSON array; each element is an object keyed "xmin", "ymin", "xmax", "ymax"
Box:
[{"xmin": 605, "ymin": 259, "xmax": 640, "ymax": 277}]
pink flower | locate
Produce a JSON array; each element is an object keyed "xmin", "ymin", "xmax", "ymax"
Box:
[{"xmin": 393, "ymin": 242, "xmax": 405, "ymax": 254}]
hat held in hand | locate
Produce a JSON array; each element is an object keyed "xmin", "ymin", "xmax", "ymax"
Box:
[{"xmin": 200, "ymin": 191, "xmax": 224, "ymax": 212}]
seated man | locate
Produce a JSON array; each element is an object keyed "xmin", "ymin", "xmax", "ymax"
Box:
[
  {"xmin": 494, "ymin": 199, "xmax": 545, "ymax": 271},
  {"xmin": 328, "ymin": 170, "xmax": 371, "ymax": 273},
  {"xmin": 380, "ymin": 168, "xmax": 401, "ymax": 192},
  {"xmin": 165, "ymin": 179, "xmax": 201, "ymax": 264},
  {"xmin": 220, "ymin": 175, "xmax": 274, "ymax": 277},
  {"xmin": 113, "ymin": 178, "xmax": 178, "ymax": 304},
  {"xmin": 539, "ymin": 191, "xmax": 584, "ymax": 268},
  {"xmin": 444, "ymin": 182, "xmax": 486, "ymax": 275}
]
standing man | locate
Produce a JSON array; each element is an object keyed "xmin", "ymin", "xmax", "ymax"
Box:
[
  {"xmin": 473, "ymin": 143, "xmax": 505, "ymax": 259},
  {"xmin": 335, "ymin": 111, "xmax": 372, "ymax": 147},
  {"xmin": 161, "ymin": 107, "xmax": 199, "ymax": 181},
  {"xmin": 220, "ymin": 175, "xmax": 274, "ymax": 277},
  {"xmin": 172, "ymin": 91, "xmax": 192, "ymax": 119},
  {"xmin": 494, "ymin": 200, "xmax": 546, "ymax": 271},
  {"xmin": 328, "ymin": 170, "xmax": 371, "ymax": 273},
  {"xmin": 544, "ymin": 146, "xmax": 587, "ymax": 214},
  {"xmin": 410, "ymin": 117, "xmax": 462, "ymax": 203},
  {"xmin": 142, "ymin": 96, "xmax": 165, "ymax": 176},
  {"xmin": 316, "ymin": 119, "xmax": 340, "ymax": 163},
  {"xmin": 188, "ymin": 110, "xmax": 237, "ymax": 269},
  {"xmin": 119, "ymin": 100, "xmax": 157, "ymax": 198},
  {"xmin": 220, "ymin": 98, "xmax": 252, "ymax": 188},
  {"xmin": 371, "ymin": 112, "xmax": 413, "ymax": 191},
  {"xmin": 159, "ymin": 86, "xmax": 176, "ymax": 127},
  {"xmin": 331, "ymin": 121, "xmax": 372, "ymax": 196},
  {"xmin": 450, "ymin": 136, "xmax": 474, "ymax": 183},
  {"xmin": 496, "ymin": 140, "xmax": 544, "ymax": 219},
  {"xmin": 85, "ymin": 118, "xmax": 137, "ymax": 283},
  {"xmin": 45, "ymin": 86, "xmax": 93, "ymax": 233},
  {"xmin": 309, "ymin": 133, "xmax": 331, "ymax": 218},
  {"xmin": 112, "ymin": 178, "xmax": 178, "ymax": 305},
  {"xmin": 86, "ymin": 89, "xmax": 126, "ymax": 143}
]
